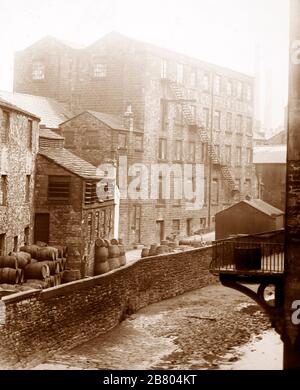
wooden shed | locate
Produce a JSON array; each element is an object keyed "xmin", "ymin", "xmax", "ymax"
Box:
[{"xmin": 215, "ymin": 199, "xmax": 284, "ymax": 240}]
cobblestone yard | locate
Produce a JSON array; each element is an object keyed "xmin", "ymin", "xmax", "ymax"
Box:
[{"xmin": 33, "ymin": 285, "xmax": 275, "ymax": 370}]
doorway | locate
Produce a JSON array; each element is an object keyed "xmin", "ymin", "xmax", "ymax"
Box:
[
  {"xmin": 34, "ymin": 213, "xmax": 50, "ymax": 244},
  {"xmin": 156, "ymin": 221, "xmax": 164, "ymax": 243}
]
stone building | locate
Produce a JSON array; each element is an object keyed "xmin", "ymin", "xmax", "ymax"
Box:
[
  {"xmin": 0, "ymin": 98, "xmax": 39, "ymax": 255},
  {"xmin": 253, "ymin": 144, "xmax": 286, "ymax": 211},
  {"xmin": 35, "ymin": 128, "xmax": 115, "ymax": 277},
  {"xmin": 13, "ymin": 32, "xmax": 256, "ymax": 247}
]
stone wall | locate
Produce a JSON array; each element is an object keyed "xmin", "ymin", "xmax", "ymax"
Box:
[{"xmin": 0, "ymin": 246, "xmax": 216, "ymax": 368}]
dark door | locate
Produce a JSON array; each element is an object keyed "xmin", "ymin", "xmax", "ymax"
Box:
[
  {"xmin": 34, "ymin": 213, "xmax": 50, "ymax": 244},
  {"xmin": 156, "ymin": 221, "xmax": 164, "ymax": 243},
  {"xmin": 187, "ymin": 219, "xmax": 192, "ymax": 236}
]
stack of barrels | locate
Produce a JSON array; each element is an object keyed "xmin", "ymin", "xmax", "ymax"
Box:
[
  {"xmin": 94, "ymin": 238, "xmax": 126, "ymax": 276},
  {"xmin": 0, "ymin": 243, "xmax": 67, "ymax": 292},
  {"xmin": 141, "ymin": 240, "xmax": 179, "ymax": 258}
]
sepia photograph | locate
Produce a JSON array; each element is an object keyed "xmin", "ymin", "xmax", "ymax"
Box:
[{"xmin": 0, "ymin": 0, "xmax": 299, "ymax": 378}]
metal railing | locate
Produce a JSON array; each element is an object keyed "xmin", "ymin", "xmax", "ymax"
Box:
[{"xmin": 210, "ymin": 239, "xmax": 284, "ymax": 275}]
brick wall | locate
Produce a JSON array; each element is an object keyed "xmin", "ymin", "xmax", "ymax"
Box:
[{"xmin": 0, "ymin": 246, "xmax": 216, "ymax": 368}]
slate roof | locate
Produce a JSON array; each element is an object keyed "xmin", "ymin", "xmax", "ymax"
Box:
[
  {"xmin": 0, "ymin": 91, "xmax": 72, "ymax": 129},
  {"xmin": 87, "ymin": 110, "xmax": 126, "ymax": 130},
  {"xmin": 39, "ymin": 147, "xmax": 101, "ymax": 180},
  {"xmin": 39, "ymin": 128, "xmax": 64, "ymax": 140},
  {"xmin": 244, "ymin": 199, "xmax": 284, "ymax": 217},
  {"xmin": 253, "ymin": 145, "xmax": 287, "ymax": 164},
  {"xmin": 0, "ymin": 97, "xmax": 40, "ymax": 120}
]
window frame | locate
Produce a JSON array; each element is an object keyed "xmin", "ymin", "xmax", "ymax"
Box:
[
  {"xmin": 48, "ymin": 175, "xmax": 71, "ymax": 202},
  {"xmin": 32, "ymin": 61, "xmax": 45, "ymax": 81}
]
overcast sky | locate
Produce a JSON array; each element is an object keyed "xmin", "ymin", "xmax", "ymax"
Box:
[{"xmin": 0, "ymin": 0, "xmax": 289, "ymax": 130}]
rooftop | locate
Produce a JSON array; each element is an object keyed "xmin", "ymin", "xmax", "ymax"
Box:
[
  {"xmin": 253, "ymin": 145, "xmax": 287, "ymax": 164},
  {"xmin": 0, "ymin": 97, "xmax": 40, "ymax": 120},
  {"xmin": 0, "ymin": 91, "xmax": 72, "ymax": 129},
  {"xmin": 217, "ymin": 199, "xmax": 284, "ymax": 218},
  {"xmin": 39, "ymin": 128, "xmax": 64, "ymax": 140},
  {"xmin": 39, "ymin": 147, "xmax": 101, "ymax": 180}
]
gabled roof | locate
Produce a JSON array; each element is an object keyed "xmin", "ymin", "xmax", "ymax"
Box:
[
  {"xmin": 39, "ymin": 128, "xmax": 64, "ymax": 140},
  {"xmin": 39, "ymin": 147, "xmax": 101, "ymax": 180},
  {"xmin": 0, "ymin": 97, "xmax": 40, "ymax": 120},
  {"xmin": 253, "ymin": 145, "xmax": 287, "ymax": 164},
  {"xmin": 60, "ymin": 110, "xmax": 144, "ymax": 133},
  {"xmin": 0, "ymin": 91, "xmax": 72, "ymax": 129},
  {"xmin": 217, "ymin": 199, "xmax": 284, "ymax": 218}
]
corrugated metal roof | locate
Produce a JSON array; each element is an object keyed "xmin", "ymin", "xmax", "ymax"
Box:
[
  {"xmin": 0, "ymin": 97, "xmax": 40, "ymax": 119},
  {"xmin": 0, "ymin": 91, "xmax": 72, "ymax": 129},
  {"xmin": 39, "ymin": 147, "xmax": 101, "ymax": 180},
  {"xmin": 253, "ymin": 145, "xmax": 287, "ymax": 164},
  {"xmin": 87, "ymin": 110, "xmax": 126, "ymax": 130},
  {"xmin": 39, "ymin": 128, "xmax": 64, "ymax": 140}
]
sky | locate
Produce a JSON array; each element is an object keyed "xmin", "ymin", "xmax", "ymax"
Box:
[{"xmin": 0, "ymin": 0, "xmax": 290, "ymax": 131}]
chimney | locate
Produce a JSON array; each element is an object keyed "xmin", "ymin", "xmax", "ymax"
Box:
[{"xmin": 123, "ymin": 103, "xmax": 134, "ymax": 131}]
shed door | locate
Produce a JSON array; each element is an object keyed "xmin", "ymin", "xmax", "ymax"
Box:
[{"xmin": 34, "ymin": 213, "xmax": 50, "ymax": 244}]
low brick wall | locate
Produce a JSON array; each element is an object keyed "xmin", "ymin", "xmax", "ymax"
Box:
[{"xmin": 0, "ymin": 246, "xmax": 216, "ymax": 368}]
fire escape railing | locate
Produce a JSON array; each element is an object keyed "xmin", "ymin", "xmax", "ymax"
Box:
[{"xmin": 164, "ymin": 78, "xmax": 240, "ymax": 196}]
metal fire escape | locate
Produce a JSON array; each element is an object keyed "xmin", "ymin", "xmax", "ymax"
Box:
[{"xmin": 164, "ymin": 79, "xmax": 240, "ymax": 197}]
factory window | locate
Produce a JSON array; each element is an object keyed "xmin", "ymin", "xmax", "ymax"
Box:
[
  {"xmin": 174, "ymin": 140, "xmax": 183, "ymax": 161},
  {"xmin": 85, "ymin": 182, "xmax": 99, "ymax": 205},
  {"xmin": 93, "ymin": 62, "xmax": 107, "ymax": 78},
  {"xmin": 0, "ymin": 175, "xmax": 7, "ymax": 206},
  {"xmin": 235, "ymin": 179, "xmax": 241, "ymax": 192},
  {"xmin": 172, "ymin": 219, "xmax": 180, "ymax": 236},
  {"xmin": 225, "ymin": 145, "xmax": 232, "ymax": 165},
  {"xmin": 247, "ymin": 148, "xmax": 253, "ymax": 164},
  {"xmin": 87, "ymin": 131, "xmax": 99, "ymax": 147},
  {"xmin": 158, "ymin": 175, "xmax": 166, "ymax": 205},
  {"xmin": 0, "ymin": 233, "xmax": 5, "ymax": 255},
  {"xmin": 25, "ymin": 175, "xmax": 31, "ymax": 203},
  {"xmin": 188, "ymin": 141, "xmax": 196, "ymax": 162},
  {"xmin": 236, "ymin": 114, "xmax": 243, "ymax": 134},
  {"xmin": 48, "ymin": 175, "xmax": 70, "ymax": 202},
  {"xmin": 246, "ymin": 117, "xmax": 253, "ymax": 135},
  {"xmin": 200, "ymin": 218, "xmax": 206, "ymax": 229},
  {"xmin": 203, "ymin": 73, "xmax": 210, "ymax": 91},
  {"xmin": 200, "ymin": 143, "xmax": 207, "ymax": 163},
  {"xmin": 227, "ymin": 80, "xmax": 233, "ymax": 96},
  {"xmin": 118, "ymin": 133, "xmax": 127, "ymax": 149},
  {"xmin": 204, "ymin": 178, "xmax": 207, "ymax": 205},
  {"xmin": 177, "ymin": 63, "xmax": 184, "ymax": 84},
  {"xmin": 13, "ymin": 236, "xmax": 18, "ymax": 252},
  {"xmin": 1, "ymin": 110, "xmax": 9, "ymax": 143},
  {"xmin": 212, "ymin": 179, "xmax": 219, "ymax": 205},
  {"xmin": 214, "ymin": 110, "xmax": 221, "ymax": 131},
  {"xmin": 203, "ymin": 107, "xmax": 209, "ymax": 129},
  {"xmin": 158, "ymin": 138, "xmax": 167, "ymax": 160},
  {"xmin": 214, "ymin": 144, "xmax": 220, "ymax": 160},
  {"xmin": 134, "ymin": 134, "xmax": 143, "ymax": 151},
  {"xmin": 245, "ymin": 179, "xmax": 252, "ymax": 195},
  {"xmin": 190, "ymin": 105, "xmax": 197, "ymax": 122},
  {"xmin": 226, "ymin": 112, "xmax": 232, "ymax": 133},
  {"xmin": 27, "ymin": 120, "xmax": 33, "ymax": 149},
  {"xmin": 32, "ymin": 61, "xmax": 45, "ymax": 80},
  {"xmin": 236, "ymin": 147, "xmax": 242, "ymax": 166},
  {"xmin": 175, "ymin": 104, "xmax": 183, "ymax": 125}
]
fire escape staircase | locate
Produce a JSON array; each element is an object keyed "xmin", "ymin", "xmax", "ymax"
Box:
[{"xmin": 166, "ymin": 80, "xmax": 240, "ymax": 196}]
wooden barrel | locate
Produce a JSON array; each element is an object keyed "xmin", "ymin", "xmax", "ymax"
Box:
[
  {"xmin": 108, "ymin": 257, "xmax": 120, "ymax": 270},
  {"xmin": 161, "ymin": 240, "xmax": 170, "ymax": 246},
  {"xmin": 35, "ymin": 241, "xmax": 47, "ymax": 247},
  {"xmin": 110, "ymin": 238, "xmax": 119, "ymax": 245},
  {"xmin": 103, "ymin": 239, "xmax": 110, "ymax": 248},
  {"xmin": 156, "ymin": 245, "xmax": 169, "ymax": 255},
  {"xmin": 0, "ymin": 283, "xmax": 16, "ymax": 290},
  {"xmin": 179, "ymin": 239, "xmax": 191, "ymax": 246},
  {"xmin": 94, "ymin": 261, "xmax": 110, "ymax": 275},
  {"xmin": 37, "ymin": 247, "xmax": 58, "ymax": 261},
  {"xmin": 20, "ymin": 245, "xmax": 40, "ymax": 259},
  {"xmin": 95, "ymin": 246, "xmax": 109, "ymax": 262},
  {"xmin": 141, "ymin": 248, "xmax": 150, "ymax": 258},
  {"xmin": 149, "ymin": 244, "xmax": 158, "ymax": 256},
  {"xmin": 38, "ymin": 261, "xmax": 60, "ymax": 275},
  {"xmin": 168, "ymin": 242, "xmax": 177, "ymax": 250},
  {"xmin": 10, "ymin": 252, "xmax": 31, "ymax": 269},
  {"xmin": 0, "ymin": 268, "xmax": 19, "ymax": 284},
  {"xmin": 25, "ymin": 279, "xmax": 47, "ymax": 289},
  {"xmin": 108, "ymin": 245, "xmax": 120, "ymax": 258},
  {"xmin": 0, "ymin": 256, "xmax": 18, "ymax": 269},
  {"xmin": 24, "ymin": 263, "xmax": 50, "ymax": 280},
  {"xmin": 95, "ymin": 238, "xmax": 105, "ymax": 248},
  {"xmin": 118, "ymin": 244, "xmax": 126, "ymax": 266},
  {"xmin": 62, "ymin": 269, "xmax": 81, "ymax": 283},
  {"xmin": 17, "ymin": 269, "xmax": 24, "ymax": 284}
]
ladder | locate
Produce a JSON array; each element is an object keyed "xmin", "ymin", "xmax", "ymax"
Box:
[{"xmin": 167, "ymin": 80, "xmax": 240, "ymax": 195}]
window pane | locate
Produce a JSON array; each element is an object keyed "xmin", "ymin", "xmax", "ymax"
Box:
[{"xmin": 32, "ymin": 61, "xmax": 45, "ymax": 80}]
